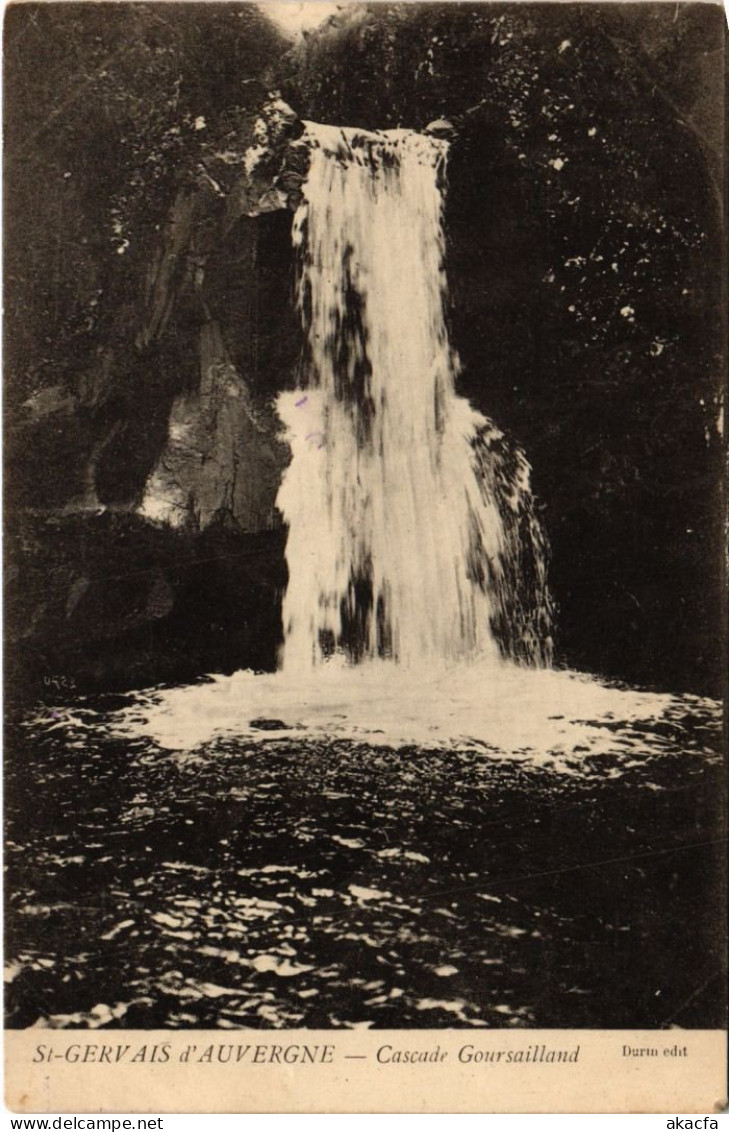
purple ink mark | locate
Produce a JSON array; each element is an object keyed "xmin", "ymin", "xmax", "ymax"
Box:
[{"xmin": 295, "ymin": 396, "xmax": 308, "ymax": 408}]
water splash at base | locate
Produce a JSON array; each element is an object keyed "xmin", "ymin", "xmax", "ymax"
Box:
[{"xmin": 107, "ymin": 662, "xmax": 720, "ymax": 777}]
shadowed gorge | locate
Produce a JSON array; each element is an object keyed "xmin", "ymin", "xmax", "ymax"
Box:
[{"xmin": 4, "ymin": 2, "xmax": 725, "ymax": 1039}]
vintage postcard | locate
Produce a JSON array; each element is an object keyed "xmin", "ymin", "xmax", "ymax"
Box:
[{"xmin": 3, "ymin": 0, "xmax": 727, "ymax": 1114}]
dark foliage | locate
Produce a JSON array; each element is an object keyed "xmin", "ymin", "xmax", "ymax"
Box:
[{"xmin": 4, "ymin": 2, "xmax": 286, "ymax": 496}]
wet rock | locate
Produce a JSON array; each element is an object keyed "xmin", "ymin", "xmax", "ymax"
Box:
[
  {"xmin": 138, "ymin": 320, "xmax": 287, "ymax": 533},
  {"xmin": 225, "ymin": 97, "xmax": 306, "ymax": 225},
  {"xmin": 6, "ymin": 511, "xmax": 287, "ymax": 695},
  {"xmin": 424, "ymin": 118, "xmax": 456, "ymax": 140}
]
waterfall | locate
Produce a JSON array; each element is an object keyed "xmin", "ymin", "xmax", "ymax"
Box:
[{"xmin": 276, "ymin": 123, "xmax": 551, "ymax": 671}]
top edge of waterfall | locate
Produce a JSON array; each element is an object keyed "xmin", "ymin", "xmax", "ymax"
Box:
[{"xmin": 299, "ymin": 120, "xmax": 449, "ymax": 160}]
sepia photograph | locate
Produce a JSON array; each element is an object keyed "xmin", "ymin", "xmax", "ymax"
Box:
[{"xmin": 3, "ymin": 0, "xmax": 727, "ymax": 1112}]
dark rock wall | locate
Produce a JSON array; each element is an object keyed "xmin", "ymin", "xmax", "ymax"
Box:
[{"xmin": 5, "ymin": 3, "xmax": 295, "ymax": 690}]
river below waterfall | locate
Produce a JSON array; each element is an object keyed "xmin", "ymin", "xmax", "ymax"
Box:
[{"xmin": 5, "ymin": 674, "xmax": 723, "ymax": 1030}]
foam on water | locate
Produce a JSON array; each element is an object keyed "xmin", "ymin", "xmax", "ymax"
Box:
[{"xmin": 107, "ymin": 661, "xmax": 719, "ymax": 775}]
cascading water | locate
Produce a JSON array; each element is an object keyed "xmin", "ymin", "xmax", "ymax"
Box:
[
  {"xmin": 111, "ymin": 130, "xmax": 718, "ymax": 767},
  {"xmin": 276, "ymin": 123, "xmax": 552, "ymax": 671},
  {"xmin": 118, "ymin": 120, "xmax": 652, "ymax": 762}
]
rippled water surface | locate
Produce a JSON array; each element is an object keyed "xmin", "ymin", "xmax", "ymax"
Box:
[{"xmin": 5, "ymin": 676, "xmax": 724, "ymax": 1030}]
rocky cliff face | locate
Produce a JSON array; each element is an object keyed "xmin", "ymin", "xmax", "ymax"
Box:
[
  {"xmin": 5, "ymin": 4, "xmax": 295, "ymax": 690},
  {"xmin": 5, "ymin": 2, "xmax": 725, "ymax": 695},
  {"xmin": 5, "ymin": 4, "xmax": 295, "ymax": 520}
]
